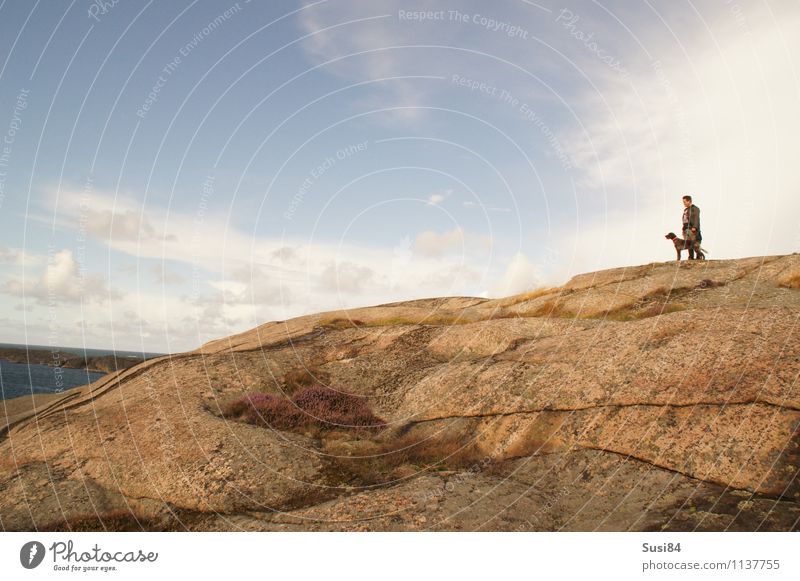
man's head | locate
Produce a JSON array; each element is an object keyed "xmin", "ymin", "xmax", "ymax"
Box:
[{"xmin": 682, "ymin": 195, "xmax": 693, "ymax": 207}]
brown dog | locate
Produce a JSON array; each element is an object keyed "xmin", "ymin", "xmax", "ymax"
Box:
[{"xmin": 665, "ymin": 232, "xmax": 706, "ymax": 260}]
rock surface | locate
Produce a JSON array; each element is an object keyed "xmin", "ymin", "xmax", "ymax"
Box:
[{"xmin": 1, "ymin": 254, "xmax": 799, "ymax": 531}]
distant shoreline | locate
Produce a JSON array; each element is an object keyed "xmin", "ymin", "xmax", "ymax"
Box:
[{"xmin": 0, "ymin": 346, "xmax": 160, "ymax": 374}]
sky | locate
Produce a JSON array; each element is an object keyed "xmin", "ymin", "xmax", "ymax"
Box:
[{"xmin": 0, "ymin": 0, "xmax": 798, "ymax": 353}]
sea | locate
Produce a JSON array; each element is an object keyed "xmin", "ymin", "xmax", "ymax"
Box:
[{"xmin": 0, "ymin": 343, "xmax": 166, "ymax": 401}]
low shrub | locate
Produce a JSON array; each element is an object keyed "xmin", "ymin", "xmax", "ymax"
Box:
[
  {"xmin": 221, "ymin": 394, "xmax": 258, "ymax": 418},
  {"xmin": 293, "ymin": 385, "xmax": 384, "ymax": 430},
  {"xmin": 223, "ymin": 386, "xmax": 384, "ymax": 433},
  {"xmin": 230, "ymin": 393, "xmax": 308, "ymax": 430}
]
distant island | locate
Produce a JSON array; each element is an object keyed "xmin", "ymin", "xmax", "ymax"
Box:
[{"xmin": 0, "ymin": 346, "xmax": 154, "ymax": 374}]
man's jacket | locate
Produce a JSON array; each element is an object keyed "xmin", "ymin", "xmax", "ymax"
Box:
[{"xmin": 683, "ymin": 205, "xmax": 700, "ymax": 231}]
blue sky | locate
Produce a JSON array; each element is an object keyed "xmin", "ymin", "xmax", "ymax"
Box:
[{"xmin": 0, "ymin": 0, "xmax": 798, "ymax": 353}]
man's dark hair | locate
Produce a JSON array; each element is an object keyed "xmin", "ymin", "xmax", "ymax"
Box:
[{"xmin": 683, "ymin": 195, "xmax": 692, "ymax": 202}]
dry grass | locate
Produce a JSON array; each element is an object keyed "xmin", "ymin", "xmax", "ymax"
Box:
[
  {"xmin": 319, "ymin": 313, "xmax": 478, "ymax": 328},
  {"xmin": 484, "ymin": 308, "xmax": 522, "ymax": 320},
  {"xmin": 380, "ymin": 430, "xmax": 481, "ymax": 467},
  {"xmin": 318, "ymin": 317, "xmax": 365, "ymax": 329},
  {"xmin": 644, "ymin": 286, "xmax": 670, "ymax": 298},
  {"xmin": 360, "ymin": 313, "xmax": 476, "ymax": 327},
  {"xmin": 328, "ymin": 430, "xmax": 483, "ymax": 485},
  {"xmin": 520, "ymin": 299, "xmax": 578, "ymax": 319},
  {"xmin": 778, "ymin": 270, "xmax": 800, "ymax": 289},
  {"xmin": 641, "ymin": 325, "xmax": 682, "ymax": 350},
  {"xmin": 222, "ymin": 386, "xmax": 385, "ymax": 434},
  {"xmin": 39, "ymin": 510, "xmax": 168, "ymax": 532},
  {"xmin": 602, "ymin": 294, "xmax": 688, "ymax": 321},
  {"xmin": 283, "ymin": 366, "xmax": 330, "ymax": 395},
  {"xmin": 501, "ymin": 282, "xmax": 713, "ymax": 322},
  {"xmin": 496, "ymin": 286, "xmax": 560, "ymax": 307},
  {"xmin": 577, "ymin": 286, "xmax": 691, "ymax": 321},
  {"xmin": 606, "ymin": 302, "xmax": 688, "ymax": 321}
]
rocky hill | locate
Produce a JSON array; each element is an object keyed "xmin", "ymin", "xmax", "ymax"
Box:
[
  {"xmin": 0, "ymin": 347, "xmax": 150, "ymax": 373},
  {"xmin": 1, "ymin": 254, "xmax": 799, "ymax": 531}
]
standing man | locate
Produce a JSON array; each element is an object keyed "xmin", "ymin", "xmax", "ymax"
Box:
[{"xmin": 682, "ymin": 195, "xmax": 701, "ymax": 259}]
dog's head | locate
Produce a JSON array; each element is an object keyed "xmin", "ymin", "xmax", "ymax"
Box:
[{"xmin": 665, "ymin": 232, "xmax": 677, "ymax": 240}]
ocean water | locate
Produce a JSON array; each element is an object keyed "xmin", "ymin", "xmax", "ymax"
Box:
[
  {"xmin": 0, "ymin": 343, "xmax": 166, "ymax": 401},
  {"xmin": 0, "ymin": 360, "xmax": 106, "ymax": 400}
]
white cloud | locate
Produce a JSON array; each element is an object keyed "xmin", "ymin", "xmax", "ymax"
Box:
[
  {"xmin": 151, "ymin": 263, "xmax": 187, "ymax": 285},
  {"xmin": 86, "ymin": 208, "xmax": 176, "ymax": 242},
  {"xmin": 1, "ymin": 249, "xmax": 121, "ymax": 305},
  {"xmin": 554, "ymin": 2, "xmax": 800, "ymax": 270},
  {"xmin": 207, "ymin": 269, "xmax": 284, "ymax": 307},
  {"xmin": 463, "ymin": 200, "xmax": 512, "ymax": 212},
  {"xmin": 488, "ymin": 252, "xmax": 543, "ymax": 297},
  {"xmin": 413, "ymin": 226, "xmax": 493, "ymax": 258},
  {"xmin": 270, "ymin": 246, "xmax": 298, "ymax": 262},
  {"xmin": 426, "ymin": 188, "xmax": 452, "ymax": 205},
  {"xmin": 17, "ymin": 188, "xmax": 507, "ymax": 350},
  {"xmin": 420, "ymin": 263, "xmax": 482, "ymax": 291},
  {"xmin": 296, "ymin": 3, "xmax": 439, "ymax": 125},
  {"xmin": 317, "ymin": 261, "xmax": 375, "ymax": 294},
  {"xmin": 0, "ymin": 246, "xmax": 45, "ymax": 266},
  {"xmin": 41, "ymin": 185, "xmax": 498, "ymax": 288},
  {"xmin": 414, "ymin": 227, "xmax": 466, "ymax": 257},
  {"xmin": 43, "ymin": 188, "xmax": 177, "ymax": 244}
]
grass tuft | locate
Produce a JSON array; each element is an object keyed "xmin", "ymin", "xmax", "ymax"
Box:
[
  {"xmin": 318, "ymin": 317, "xmax": 365, "ymax": 329},
  {"xmin": 778, "ymin": 270, "xmax": 800, "ymax": 289},
  {"xmin": 283, "ymin": 366, "xmax": 330, "ymax": 395},
  {"xmin": 328, "ymin": 430, "xmax": 485, "ymax": 486},
  {"xmin": 496, "ymin": 286, "xmax": 559, "ymax": 307},
  {"xmin": 523, "ymin": 299, "xmax": 577, "ymax": 318},
  {"xmin": 604, "ymin": 300, "xmax": 688, "ymax": 321}
]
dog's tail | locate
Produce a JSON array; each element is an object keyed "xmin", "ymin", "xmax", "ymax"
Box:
[{"xmin": 699, "ymin": 246, "xmax": 709, "ymax": 255}]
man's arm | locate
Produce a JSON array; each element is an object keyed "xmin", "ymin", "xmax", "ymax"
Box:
[{"xmin": 690, "ymin": 206, "xmax": 701, "ymax": 230}]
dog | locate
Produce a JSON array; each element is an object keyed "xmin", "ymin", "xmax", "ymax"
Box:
[{"xmin": 665, "ymin": 232, "xmax": 707, "ymax": 260}]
